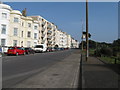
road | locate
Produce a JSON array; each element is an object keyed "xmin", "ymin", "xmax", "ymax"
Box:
[{"xmin": 2, "ymin": 49, "xmax": 80, "ymax": 88}]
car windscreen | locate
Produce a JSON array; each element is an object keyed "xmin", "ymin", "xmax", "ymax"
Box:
[
  {"xmin": 17, "ymin": 47, "xmax": 24, "ymax": 50},
  {"xmin": 8, "ymin": 47, "xmax": 15, "ymax": 49},
  {"xmin": 25, "ymin": 48, "xmax": 29, "ymax": 50},
  {"xmin": 35, "ymin": 45, "xmax": 43, "ymax": 48}
]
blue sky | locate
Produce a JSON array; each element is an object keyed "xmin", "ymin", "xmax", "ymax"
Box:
[{"xmin": 5, "ymin": 2, "xmax": 118, "ymax": 43}]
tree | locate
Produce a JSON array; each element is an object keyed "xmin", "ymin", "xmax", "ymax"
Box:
[
  {"xmin": 100, "ymin": 47, "xmax": 113, "ymax": 57},
  {"xmin": 112, "ymin": 39, "xmax": 120, "ymax": 56},
  {"xmin": 89, "ymin": 40, "xmax": 96, "ymax": 49}
]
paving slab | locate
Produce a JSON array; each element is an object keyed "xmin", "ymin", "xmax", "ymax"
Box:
[{"xmin": 82, "ymin": 55, "xmax": 120, "ymax": 89}]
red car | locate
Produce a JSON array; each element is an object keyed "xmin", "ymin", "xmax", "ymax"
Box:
[
  {"xmin": 24, "ymin": 47, "xmax": 35, "ymax": 54},
  {"xmin": 7, "ymin": 47, "xmax": 25, "ymax": 56}
]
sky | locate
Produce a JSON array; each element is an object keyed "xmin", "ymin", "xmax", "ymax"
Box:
[{"xmin": 4, "ymin": 2, "xmax": 118, "ymax": 43}]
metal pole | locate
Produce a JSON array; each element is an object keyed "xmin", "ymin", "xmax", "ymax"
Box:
[
  {"xmin": 81, "ymin": 21, "xmax": 84, "ymax": 51},
  {"xmin": 86, "ymin": 0, "xmax": 89, "ymax": 61},
  {"xmin": 82, "ymin": 36, "xmax": 83, "ymax": 51}
]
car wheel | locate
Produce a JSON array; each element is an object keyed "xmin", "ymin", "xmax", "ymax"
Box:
[
  {"xmin": 23, "ymin": 52, "xmax": 26, "ymax": 55},
  {"xmin": 16, "ymin": 52, "xmax": 18, "ymax": 56}
]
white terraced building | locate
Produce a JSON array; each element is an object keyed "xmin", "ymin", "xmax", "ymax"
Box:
[
  {"xmin": 0, "ymin": 3, "xmax": 12, "ymax": 46},
  {"xmin": 0, "ymin": 3, "xmax": 79, "ymax": 48}
]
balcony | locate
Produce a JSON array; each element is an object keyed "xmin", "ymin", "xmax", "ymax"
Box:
[
  {"xmin": 47, "ymin": 36, "xmax": 52, "ymax": 39},
  {"xmin": 42, "ymin": 21, "xmax": 46, "ymax": 26},
  {"xmin": 53, "ymin": 33, "xmax": 55, "ymax": 36},
  {"xmin": 41, "ymin": 27, "xmax": 45, "ymax": 32},
  {"xmin": 53, "ymin": 37, "xmax": 55, "ymax": 40},
  {"xmin": 47, "ymin": 30, "xmax": 52, "ymax": 34},
  {"xmin": 47, "ymin": 24, "xmax": 52, "ymax": 29},
  {"xmin": 41, "ymin": 34, "xmax": 45, "ymax": 38},
  {"xmin": 41, "ymin": 40, "xmax": 45, "ymax": 44},
  {"xmin": 48, "ymin": 41, "xmax": 52, "ymax": 44}
]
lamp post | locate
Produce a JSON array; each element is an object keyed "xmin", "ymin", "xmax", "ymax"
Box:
[
  {"xmin": 86, "ymin": 0, "xmax": 89, "ymax": 61},
  {"xmin": 81, "ymin": 20, "xmax": 84, "ymax": 51},
  {"xmin": 81, "ymin": 36, "xmax": 83, "ymax": 51}
]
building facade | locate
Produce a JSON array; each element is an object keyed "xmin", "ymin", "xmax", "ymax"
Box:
[
  {"xmin": 0, "ymin": 3, "xmax": 79, "ymax": 48},
  {"xmin": 0, "ymin": 4, "xmax": 12, "ymax": 46}
]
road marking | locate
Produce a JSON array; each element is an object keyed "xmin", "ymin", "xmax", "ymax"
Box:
[{"xmin": 71, "ymin": 59, "xmax": 80, "ymax": 88}]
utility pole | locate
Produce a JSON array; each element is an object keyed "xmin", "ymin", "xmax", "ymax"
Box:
[{"xmin": 86, "ymin": 0, "xmax": 89, "ymax": 61}]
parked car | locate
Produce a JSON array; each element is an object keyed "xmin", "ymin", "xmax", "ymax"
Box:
[
  {"xmin": 60, "ymin": 48, "xmax": 64, "ymax": 50},
  {"xmin": 0, "ymin": 52, "xmax": 2, "ymax": 57},
  {"xmin": 7, "ymin": 47, "xmax": 25, "ymax": 56},
  {"xmin": 24, "ymin": 47, "xmax": 35, "ymax": 54},
  {"xmin": 0, "ymin": 47, "xmax": 2, "ymax": 57},
  {"xmin": 56, "ymin": 48, "xmax": 61, "ymax": 51},
  {"xmin": 47, "ymin": 47, "xmax": 53, "ymax": 52},
  {"xmin": 47, "ymin": 47, "xmax": 56, "ymax": 52},
  {"xmin": 52, "ymin": 47, "xmax": 56, "ymax": 51},
  {"xmin": 34, "ymin": 44, "xmax": 47, "ymax": 53},
  {"xmin": 64, "ymin": 48, "xmax": 69, "ymax": 50},
  {"xmin": 2, "ymin": 46, "xmax": 8, "ymax": 54}
]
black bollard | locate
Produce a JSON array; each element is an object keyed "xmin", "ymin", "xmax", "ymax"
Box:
[{"xmin": 115, "ymin": 58, "xmax": 117, "ymax": 64}]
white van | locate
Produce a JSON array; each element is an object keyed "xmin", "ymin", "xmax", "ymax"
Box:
[{"xmin": 34, "ymin": 44, "xmax": 47, "ymax": 53}]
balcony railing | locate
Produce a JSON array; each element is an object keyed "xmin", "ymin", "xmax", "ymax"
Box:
[
  {"xmin": 47, "ymin": 24, "xmax": 52, "ymax": 29},
  {"xmin": 42, "ymin": 21, "xmax": 46, "ymax": 26},
  {"xmin": 41, "ymin": 34, "xmax": 45, "ymax": 38},
  {"xmin": 48, "ymin": 41, "xmax": 52, "ymax": 44},
  {"xmin": 41, "ymin": 27, "xmax": 45, "ymax": 32},
  {"xmin": 47, "ymin": 30, "xmax": 52, "ymax": 34},
  {"xmin": 41, "ymin": 40, "xmax": 45, "ymax": 44},
  {"xmin": 53, "ymin": 37, "xmax": 55, "ymax": 40},
  {"xmin": 53, "ymin": 33, "xmax": 55, "ymax": 36},
  {"xmin": 47, "ymin": 36, "xmax": 52, "ymax": 39}
]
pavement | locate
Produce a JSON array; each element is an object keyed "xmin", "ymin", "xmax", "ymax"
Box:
[
  {"xmin": 2, "ymin": 49, "xmax": 81, "ymax": 88},
  {"xmin": 82, "ymin": 54, "xmax": 120, "ymax": 89}
]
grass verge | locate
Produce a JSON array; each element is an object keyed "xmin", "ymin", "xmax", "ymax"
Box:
[{"xmin": 99, "ymin": 56, "xmax": 120, "ymax": 64}]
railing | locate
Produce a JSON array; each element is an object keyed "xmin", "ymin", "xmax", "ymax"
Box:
[
  {"xmin": 47, "ymin": 36, "xmax": 52, "ymax": 39},
  {"xmin": 48, "ymin": 41, "xmax": 52, "ymax": 44},
  {"xmin": 41, "ymin": 34, "xmax": 45, "ymax": 37},
  {"xmin": 47, "ymin": 30, "xmax": 52, "ymax": 34},
  {"xmin": 53, "ymin": 33, "xmax": 55, "ymax": 36},
  {"xmin": 41, "ymin": 27, "xmax": 45, "ymax": 32},
  {"xmin": 42, "ymin": 21, "xmax": 46, "ymax": 26},
  {"xmin": 47, "ymin": 24, "xmax": 52, "ymax": 29},
  {"xmin": 114, "ymin": 57, "xmax": 120, "ymax": 64}
]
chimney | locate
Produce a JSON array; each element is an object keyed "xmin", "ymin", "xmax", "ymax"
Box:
[
  {"xmin": 0, "ymin": 1, "xmax": 3, "ymax": 4},
  {"xmin": 22, "ymin": 8, "xmax": 27, "ymax": 17}
]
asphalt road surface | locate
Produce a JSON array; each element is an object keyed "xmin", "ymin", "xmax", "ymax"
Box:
[{"xmin": 2, "ymin": 49, "xmax": 79, "ymax": 88}]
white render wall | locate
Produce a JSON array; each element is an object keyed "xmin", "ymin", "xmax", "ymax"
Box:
[
  {"xmin": 33, "ymin": 21, "xmax": 39, "ymax": 46},
  {"xmin": 0, "ymin": 4, "xmax": 12, "ymax": 46},
  {"xmin": 9, "ymin": 10, "xmax": 22, "ymax": 47}
]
